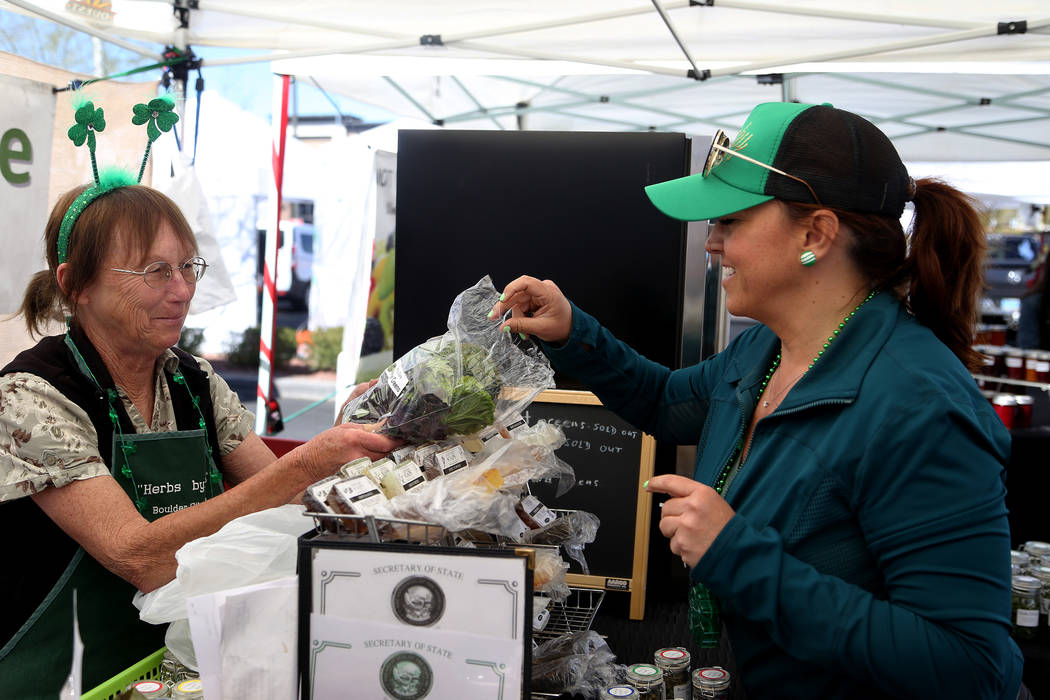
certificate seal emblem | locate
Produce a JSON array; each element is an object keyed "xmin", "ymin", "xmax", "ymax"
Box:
[
  {"xmin": 380, "ymin": 651, "xmax": 433, "ymax": 700},
  {"xmin": 392, "ymin": 576, "xmax": 445, "ymax": 627}
]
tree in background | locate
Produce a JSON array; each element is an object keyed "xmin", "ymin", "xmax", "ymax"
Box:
[{"xmin": 0, "ymin": 8, "xmax": 144, "ymax": 77}]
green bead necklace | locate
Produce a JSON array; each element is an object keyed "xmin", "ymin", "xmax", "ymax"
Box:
[{"xmin": 714, "ymin": 289, "xmax": 877, "ymax": 495}]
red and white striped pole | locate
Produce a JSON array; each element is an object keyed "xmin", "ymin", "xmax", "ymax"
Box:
[{"xmin": 256, "ymin": 73, "xmax": 290, "ymax": 435}]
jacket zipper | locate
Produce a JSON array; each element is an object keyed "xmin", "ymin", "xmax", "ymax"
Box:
[{"xmin": 722, "ymin": 397, "xmax": 852, "ymax": 498}]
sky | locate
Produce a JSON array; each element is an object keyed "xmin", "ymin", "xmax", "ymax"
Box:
[{"xmin": 0, "ymin": 7, "xmax": 397, "ymax": 124}]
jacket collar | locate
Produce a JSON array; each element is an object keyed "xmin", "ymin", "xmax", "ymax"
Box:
[{"xmin": 725, "ymin": 291, "xmax": 903, "ymax": 409}]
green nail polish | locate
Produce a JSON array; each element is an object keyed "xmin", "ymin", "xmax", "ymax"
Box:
[
  {"xmin": 488, "ymin": 309, "xmax": 495, "ymax": 319},
  {"xmin": 499, "ymin": 292, "xmax": 506, "ymax": 301},
  {"xmin": 643, "ymin": 480, "xmax": 649, "ymax": 489},
  {"xmin": 502, "ymin": 326, "xmax": 510, "ymax": 333},
  {"xmin": 519, "ymin": 332, "xmax": 527, "ymax": 340}
]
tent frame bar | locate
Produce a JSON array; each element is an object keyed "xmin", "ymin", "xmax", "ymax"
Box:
[{"xmin": 6, "ymin": 0, "xmax": 163, "ymax": 61}]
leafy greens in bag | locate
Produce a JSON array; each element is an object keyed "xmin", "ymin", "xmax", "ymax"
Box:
[{"xmin": 342, "ymin": 276, "xmax": 555, "ymax": 441}]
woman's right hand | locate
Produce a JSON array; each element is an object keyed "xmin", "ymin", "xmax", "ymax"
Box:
[
  {"xmin": 294, "ymin": 423, "xmax": 401, "ymax": 483},
  {"xmin": 489, "ymin": 276, "xmax": 573, "ymax": 344}
]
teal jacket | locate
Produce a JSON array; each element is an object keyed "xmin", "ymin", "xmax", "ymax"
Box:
[{"xmin": 542, "ymin": 292, "xmax": 1023, "ymax": 699}]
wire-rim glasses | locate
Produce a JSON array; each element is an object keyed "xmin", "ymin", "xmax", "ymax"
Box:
[
  {"xmin": 704, "ymin": 129, "xmax": 822, "ymax": 206},
  {"xmin": 110, "ymin": 256, "xmax": 208, "ymax": 289}
]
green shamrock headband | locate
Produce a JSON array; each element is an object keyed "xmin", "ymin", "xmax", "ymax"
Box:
[{"xmin": 57, "ymin": 93, "xmax": 180, "ymax": 264}]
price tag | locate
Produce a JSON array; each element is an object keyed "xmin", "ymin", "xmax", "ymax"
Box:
[
  {"xmin": 435, "ymin": 445, "xmax": 470, "ymax": 475},
  {"xmin": 384, "ymin": 361, "xmax": 410, "ymax": 397}
]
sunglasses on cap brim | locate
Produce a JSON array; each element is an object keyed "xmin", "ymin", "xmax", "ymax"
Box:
[{"xmin": 704, "ymin": 129, "xmax": 822, "ymax": 206}]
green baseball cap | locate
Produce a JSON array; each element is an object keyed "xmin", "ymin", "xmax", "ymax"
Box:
[{"xmin": 644, "ymin": 101, "xmax": 911, "ymax": 222}]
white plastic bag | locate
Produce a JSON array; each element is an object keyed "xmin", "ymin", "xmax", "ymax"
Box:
[{"xmin": 133, "ymin": 505, "xmax": 313, "ymax": 665}]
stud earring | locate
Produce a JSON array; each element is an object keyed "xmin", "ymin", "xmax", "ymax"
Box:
[{"xmin": 800, "ymin": 250, "xmax": 816, "ymax": 267}]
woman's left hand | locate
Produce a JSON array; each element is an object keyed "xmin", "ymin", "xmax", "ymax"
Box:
[
  {"xmin": 335, "ymin": 379, "xmax": 379, "ymax": 427},
  {"xmin": 647, "ymin": 474, "xmax": 736, "ymax": 569}
]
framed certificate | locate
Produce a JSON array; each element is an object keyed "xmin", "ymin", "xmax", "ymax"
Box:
[{"xmin": 298, "ymin": 534, "xmax": 533, "ymax": 699}]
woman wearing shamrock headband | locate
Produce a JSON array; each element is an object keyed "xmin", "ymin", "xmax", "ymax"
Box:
[
  {"xmin": 492, "ymin": 102, "xmax": 1025, "ymax": 698},
  {"xmin": 0, "ymin": 95, "xmax": 397, "ymax": 696}
]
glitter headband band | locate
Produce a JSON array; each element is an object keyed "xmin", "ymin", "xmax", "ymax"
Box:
[{"xmin": 57, "ymin": 94, "xmax": 180, "ymax": 264}]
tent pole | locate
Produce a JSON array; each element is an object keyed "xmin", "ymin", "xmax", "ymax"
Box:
[
  {"xmin": 4, "ymin": 0, "xmax": 163, "ymax": 60},
  {"xmin": 710, "ymin": 1, "xmax": 984, "ymax": 30},
  {"xmin": 704, "ymin": 19, "xmax": 1050, "ymax": 79},
  {"xmin": 382, "ymin": 77, "xmax": 440, "ymax": 123},
  {"xmin": 650, "ymin": 0, "xmax": 703, "ymax": 80},
  {"xmin": 256, "ymin": 74, "xmax": 290, "ymax": 436},
  {"xmin": 449, "ymin": 77, "xmax": 505, "ymax": 130}
]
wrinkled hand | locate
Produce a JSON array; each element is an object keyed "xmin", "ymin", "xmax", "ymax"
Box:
[
  {"xmin": 488, "ymin": 275, "xmax": 573, "ymax": 344},
  {"xmin": 295, "ymin": 422, "xmax": 401, "ymax": 483},
  {"xmin": 334, "ymin": 379, "xmax": 379, "ymax": 427},
  {"xmin": 647, "ymin": 474, "xmax": 735, "ymax": 569}
]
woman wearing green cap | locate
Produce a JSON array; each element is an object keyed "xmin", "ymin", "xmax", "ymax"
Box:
[{"xmin": 493, "ymin": 102, "xmax": 1024, "ymax": 698}]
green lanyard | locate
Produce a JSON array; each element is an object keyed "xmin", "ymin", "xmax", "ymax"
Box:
[{"xmin": 63, "ymin": 333, "xmax": 219, "ymax": 512}]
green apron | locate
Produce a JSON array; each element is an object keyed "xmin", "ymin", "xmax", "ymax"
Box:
[{"xmin": 0, "ymin": 339, "xmax": 224, "ymax": 698}]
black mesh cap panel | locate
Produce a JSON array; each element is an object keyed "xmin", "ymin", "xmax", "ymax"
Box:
[{"xmin": 767, "ymin": 105, "xmax": 910, "ymax": 218}]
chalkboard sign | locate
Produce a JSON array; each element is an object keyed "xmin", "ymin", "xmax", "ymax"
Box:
[{"xmin": 524, "ymin": 390, "xmax": 655, "ymax": 619}]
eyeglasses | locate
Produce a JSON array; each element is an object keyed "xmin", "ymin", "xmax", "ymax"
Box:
[
  {"xmin": 704, "ymin": 129, "xmax": 822, "ymax": 206},
  {"xmin": 110, "ymin": 257, "xmax": 208, "ymax": 289}
]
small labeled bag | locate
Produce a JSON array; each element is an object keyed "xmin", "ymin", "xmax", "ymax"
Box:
[{"xmin": 343, "ymin": 276, "xmax": 555, "ymax": 441}]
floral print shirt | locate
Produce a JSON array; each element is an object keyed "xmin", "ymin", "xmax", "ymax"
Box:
[{"xmin": 0, "ymin": 351, "xmax": 254, "ymax": 501}]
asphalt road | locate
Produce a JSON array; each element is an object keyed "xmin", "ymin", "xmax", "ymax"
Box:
[{"xmin": 220, "ymin": 299, "xmax": 338, "ymax": 443}]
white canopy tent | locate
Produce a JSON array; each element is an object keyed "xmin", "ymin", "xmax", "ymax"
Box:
[
  {"xmin": 4, "ymin": 0, "xmax": 1050, "ymax": 424},
  {"xmin": 3, "ymin": 0, "xmax": 1049, "ymax": 162}
]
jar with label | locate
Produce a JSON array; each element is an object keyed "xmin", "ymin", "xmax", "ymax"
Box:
[
  {"xmin": 1037, "ymin": 352, "xmax": 1050, "ymax": 383},
  {"xmin": 602, "ymin": 685, "xmax": 640, "ymax": 699},
  {"xmin": 1012, "ymin": 575, "xmax": 1041, "ymax": 641},
  {"xmin": 1012, "ymin": 550, "xmax": 1031, "ymax": 576},
  {"xmin": 171, "ymin": 678, "xmax": 204, "ymax": 700},
  {"xmin": 1021, "ymin": 541, "xmax": 1050, "ymax": 568},
  {"xmin": 1015, "ymin": 395, "xmax": 1034, "ymax": 429},
  {"xmin": 1006, "ymin": 351, "xmax": 1026, "ymax": 380},
  {"xmin": 654, "ymin": 647, "xmax": 691, "ymax": 700},
  {"xmin": 626, "ymin": 663, "xmax": 665, "ymax": 699},
  {"xmin": 1028, "ymin": 564, "xmax": 1050, "ymax": 639},
  {"xmin": 125, "ymin": 679, "xmax": 169, "ymax": 699},
  {"xmin": 692, "ymin": 666, "xmax": 731, "ymax": 699},
  {"xmin": 992, "ymin": 394, "xmax": 1017, "ymax": 428}
]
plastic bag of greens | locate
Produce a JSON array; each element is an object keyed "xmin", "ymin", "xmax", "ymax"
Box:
[{"xmin": 342, "ymin": 276, "xmax": 555, "ymax": 441}]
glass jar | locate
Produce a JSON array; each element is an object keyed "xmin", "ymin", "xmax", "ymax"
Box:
[
  {"xmin": 170, "ymin": 678, "xmax": 204, "ymax": 700},
  {"xmin": 1012, "ymin": 575, "xmax": 1041, "ymax": 641},
  {"xmin": 1006, "ymin": 351, "xmax": 1025, "ymax": 380},
  {"xmin": 692, "ymin": 666, "xmax": 731, "ymax": 699},
  {"xmin": 1025, "ymin": 352, "xmax": 1040, "ymax": 382},
  {"xmin": 602, "ymin": 685, "xmax": 640, "ymax": 698},
  {"xmin": 1015, "ymin": 395, "xmax": 1034, "ymax": 429},
  {"xmin": 1013, "ymin": 550, "xmax": 1031, "ymax": 576},
  {"xmin": 654, "ymin": 647, "xmax": 691, "ymax": 700},
  {"xmin": 626, "ymin": 663, "xmax": 665, "ymax": 700},
  {"xmin": 1021, "ymin": 541, "xmax": 1050, "ymax": 568},
  {"xmin": 992, "ymin": 394, "xmax": 1017, "ymax": 429},
  {"xmin": 125, "ymin": 679, "xmax": 169, "ymax": 699},
  {"xmin": 1028, "ymin": 564, "xmax": 1050, "ymax": 639},
  {"xmin": 1037, "ymin": 352, "xmax": 1050, "ymax": 383}
]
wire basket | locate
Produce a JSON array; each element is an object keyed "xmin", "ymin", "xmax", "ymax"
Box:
[
  {"xmin": 304, "ymin": 511, "xmax": 450, "ymax": 545},
  {"xmin": 534, "ymin": 587, "xmax": 606, "ymax": 641}
]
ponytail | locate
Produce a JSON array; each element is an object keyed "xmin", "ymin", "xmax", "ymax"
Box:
[
  {"xmin": 904, "ymin": 178, "xmax": 986, "ymax": 372},
  {"xmin": 784, "ymin": 177, "xmax": 986, "ymax": 371}
]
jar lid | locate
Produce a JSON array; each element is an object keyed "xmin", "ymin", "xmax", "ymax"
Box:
[
  {"xmin": 692, "ymin": 666, "xmax": 731, "ymax": 690},
  {"xmin": 1028, "ymin": 565, "xmax": 1050, "ymax": 581},
  {"xmin": 1012, "ymin": 550, "xmax": 1031, "ymax": 563},
  {"xmin": 1013, "ymin": 575, "xmax": 1042, "ymax": 593},
  {"xmin": 128, "ymin": 680, "xmax": 166, "ymax": 698},
  {"xmin": 602, "ymin": 686, "xmax": 639, "ymax": 698},
  {"xmin": 626, "ymin": 664, "xmax": 664, "ymax": 682},
  {"xmin": 1015, "ymin": 395, "xmax": 1034, "ymax": 406},
  {"xmin": 654, "ymin": 647, "xmax": 690, "ymax": 668},
  {"xmin": 993, "ymin": 394, "xmax": 1018, "ymax": 406}
]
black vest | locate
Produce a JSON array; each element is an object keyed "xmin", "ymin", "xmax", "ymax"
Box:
[{"xmin": 0, "ymin": 326, "xmax": 224, "ymax": 645}]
